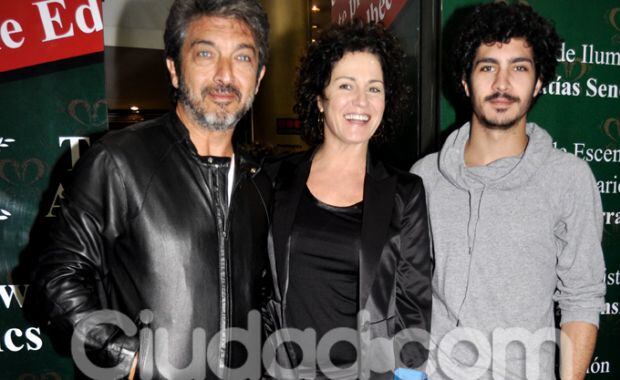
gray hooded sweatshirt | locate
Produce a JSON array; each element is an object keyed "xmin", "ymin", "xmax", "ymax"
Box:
[{"xmin": 412, "ymin": 122, "xmax": 605, "ymax": 380}]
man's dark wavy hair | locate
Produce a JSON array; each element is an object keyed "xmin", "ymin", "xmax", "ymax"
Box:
[
  {"xmin": 452, "ymin": 2, "xmax": 561, "ymax": 97},
  {"xmin": 164, "ymin": 0, "xmax": 269, "ymax": 102},
  {"xmin": 294, "ymin": 20, "xmax": 409, "ymax": 146}
]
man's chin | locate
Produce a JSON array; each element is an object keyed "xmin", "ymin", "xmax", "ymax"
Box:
[
  {"xmin": 203, "ymin": 103, "xmax": 247, "ymax": 121},
  {"xmin": 200, "ymin": 115, "xmax": 238, "ymax": 132},
  {"xmin": 479, "ymin": 115, "xmax": 521, "ymax": 130},
  {"xmin": 184, "ymin": 105, "xmax": 240, "ymax": 131}
]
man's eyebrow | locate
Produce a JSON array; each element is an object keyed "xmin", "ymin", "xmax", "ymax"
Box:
[
  {"xmin": 510, "ymin": 57, "xmax": 534, "ymax": 64},
  {"xmin": 474, "ymin": 57, "xmax": 499, "ymax": 66},
  {"xmin": 190, "ymin": 40, "xmax": 215, "ymax": 48},
  {"xmin": 189, "ymin": 41, "xmax": 256, "ymax": 55},
  {"xmin": 237, "ymin": 43, "xmax": 257, "ymax": 54},
  {"xmin": 474, "ymin": 57, "xmax": 534, "ymax": 66}
]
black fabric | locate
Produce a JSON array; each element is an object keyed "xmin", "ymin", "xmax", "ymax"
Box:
[
  {"xmin": 263, "ymin": 150, "xmax": 432, "ymax": 379},
  {"xmin": 286, "ymin": 186, "xmax": 362, "ymax": 369},
  {"xmin": 26, "ymin": 113, "xmax": 272, "ymax": 379},
  {"xmin": 199, "ymin": 155, "xmax": 231, "ymax": 222}
]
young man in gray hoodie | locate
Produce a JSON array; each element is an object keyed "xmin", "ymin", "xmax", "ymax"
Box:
[{"xmin": 412, "ymin": 3, "xmax": 605, "ymax": 380}]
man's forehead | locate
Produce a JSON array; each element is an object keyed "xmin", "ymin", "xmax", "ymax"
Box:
[
  {"xmin": 184, "ymin": 15, "xmax": 256, "ymax": 48},
  {"xmin": 475, "ymin": 38, "xmax": 534, "ymax": 58}
]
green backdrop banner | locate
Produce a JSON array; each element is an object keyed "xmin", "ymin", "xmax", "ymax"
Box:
[
  {"xmin": 0, "ymin": 2, "xmax": 107, "ymax": 377},
  {"xmin": 0, "ymin": 57, "xmax": 107, "ymax": 380},
  {"xmin": 441, "ymin": 0, "xmax": 619, "ymax": 377}
]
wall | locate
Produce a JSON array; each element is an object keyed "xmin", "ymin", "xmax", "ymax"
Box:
[
  {"xmin": 252, "ymin": 0, "xmax": 310, "ymax": 152},
  {"xmin": 102, "ymin": 0, "xmax": 172, "ymax": 112}
]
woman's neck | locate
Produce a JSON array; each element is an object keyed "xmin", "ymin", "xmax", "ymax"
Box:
[{"xmin": 312, "ymin": 141, "xmax": 368, "ymax": 175}]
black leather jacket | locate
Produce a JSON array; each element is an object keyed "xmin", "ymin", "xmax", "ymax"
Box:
[{"xmin": 28, "ymin": 113, "xmax": 272, "ymax": 379}]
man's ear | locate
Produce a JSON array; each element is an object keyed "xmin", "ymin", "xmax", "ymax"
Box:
[
  {"xmin": 461, "ymin": 76, "xmax": 471, "ymax": 97},
  {"xmin": 254, "ymin": 65, "xmax": 266, "ymax": 94},
  {"xmin": 533, "ymin": 77, "xmax": 543, "ymax": 97},
  {"xmin": 166, "ymin": 58, "xmax": 179, "ymax": 89}
]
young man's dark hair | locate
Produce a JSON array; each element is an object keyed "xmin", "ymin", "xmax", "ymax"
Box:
[{"xmin": 451, "ymin": 2, "xmax": 562, "ymax": 97}]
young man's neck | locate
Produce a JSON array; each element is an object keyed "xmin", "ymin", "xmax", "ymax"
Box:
[
  {"xmin": 464, "ymin": 117, "xmax": 529, "ymax": 167},
  {"xmin": 176, "ymin": 105, "xmax": 235, "ymax": 157}
]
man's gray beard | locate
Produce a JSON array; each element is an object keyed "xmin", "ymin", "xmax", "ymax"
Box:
[{"xmin": 178, "ymin": 78, "xmax": 254, "ymax": 132}]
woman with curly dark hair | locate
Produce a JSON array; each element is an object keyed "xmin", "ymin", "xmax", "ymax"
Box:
[{"xmin": 264, "ymin": 21, "xmax": 432, "ymax": 379}]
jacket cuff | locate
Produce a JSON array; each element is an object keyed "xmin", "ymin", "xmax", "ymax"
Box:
[
  {"xmin": 104, "ymin": 334, "xmax": 140, "ymax": 376},
  {"xmin": 560, "ymin": 308, "xmax": 601, "ymax": 328}
]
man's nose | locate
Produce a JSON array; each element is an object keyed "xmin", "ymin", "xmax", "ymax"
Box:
[
  {"xmin": 493, "ymin": 68, "xmax": 511, "ymax": 93},
  {"xmin": 214, "ymin": 57, "xmax": 233, "ymax": 84}
]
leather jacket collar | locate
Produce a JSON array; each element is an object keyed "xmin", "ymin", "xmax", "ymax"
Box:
[{"xmin": 167, "ymin": 111, "xmax": 262, "ymax": 183}]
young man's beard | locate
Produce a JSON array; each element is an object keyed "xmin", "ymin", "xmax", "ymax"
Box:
[{"xmin": 178, "ymin": 73, "xmax": 254, "ymax": 132}]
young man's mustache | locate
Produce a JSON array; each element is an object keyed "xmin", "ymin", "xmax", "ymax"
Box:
[{"xmin": 484, "ymin": 92, "xmax": 520, "ymax": 102}]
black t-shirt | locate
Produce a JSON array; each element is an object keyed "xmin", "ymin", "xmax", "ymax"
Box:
[{"xmin": 286, "ymin": 186, "xmax": 362, "ymax": 377}]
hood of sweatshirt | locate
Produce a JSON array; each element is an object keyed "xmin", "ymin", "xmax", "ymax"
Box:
[{"xmin": 438, "ymin": 122, "xmax": 553, "ymax": 190}]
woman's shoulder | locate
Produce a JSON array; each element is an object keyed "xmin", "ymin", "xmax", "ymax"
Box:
[
  {"xmin": 262, "ymin": 150, "xmax": 312, "ymax": 182},
  {"xmin": 374, "ymin": 159, "xmax": 424, "ymax": 188},
  {"xmin": 383, "ymin": 164, "xmax": 427, "ymax": 212},
  {"xmin": 366, "ymin": 158, "xmax": 425, "ymax": 206},
  {"xmin": 392, "ymin": 167, "xmax": 425, "ymax": 200}
]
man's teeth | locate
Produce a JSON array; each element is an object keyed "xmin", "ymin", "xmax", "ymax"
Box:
[{"xmin": 344, "ymin": 114, "xmax": 369, "ymax": 121}]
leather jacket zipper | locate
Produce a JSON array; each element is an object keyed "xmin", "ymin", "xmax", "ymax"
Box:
[
  {"xmin": 213, "ymin": 165, "xmax": 237, "ymax": 378},
  {"xmin": 218, "ymin": 169, "xmax": 248, "ymax": 377}
]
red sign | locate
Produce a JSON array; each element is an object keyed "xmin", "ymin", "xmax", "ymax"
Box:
[
  {"xmin": 0, "ymin": 0, "xmax": 103, "ymax": 72},
  {"xmin": 276, "ymin": 118, "xmax": 302, "ymax": 135},
  {"xmin": 331, "ymin": 0, "xmax": 409, "ymax": 27}
]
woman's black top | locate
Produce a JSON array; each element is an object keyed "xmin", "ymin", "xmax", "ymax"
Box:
[{"xmin": 285, "ymin": 185, "xmax": 363, "ymax": 376}]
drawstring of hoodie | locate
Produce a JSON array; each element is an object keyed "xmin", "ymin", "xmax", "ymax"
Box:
[{"xmin": 455, "ymin": 185, "xmax": 486, "ymax": 325}]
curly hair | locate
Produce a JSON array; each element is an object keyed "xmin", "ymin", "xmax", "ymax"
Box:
[
  {"xmin": 294, "ymin": 20, "xmax": 410, "ymax": 146},
  {"xmin": 451, "ymin": 2, "xmax": 561, "ymax": 98}
]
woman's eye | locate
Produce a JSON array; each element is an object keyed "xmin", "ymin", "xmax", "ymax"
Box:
[
  {"xmin": 369, "ymin": 87, "xmax": 383, "ymax": 93},
  {"xmin": 339, "ymin": 83, "xmax": 352, "ymax": 90}
]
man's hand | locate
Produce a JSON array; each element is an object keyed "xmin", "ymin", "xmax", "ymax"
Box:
[{"xmin": 560, "ymin": 322, "xmax": 597, "ymax": 380}]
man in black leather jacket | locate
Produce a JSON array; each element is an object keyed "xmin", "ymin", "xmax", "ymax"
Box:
[{"xmin": 27, "ymin": 1, "xmax": 271, "ymax": 378}]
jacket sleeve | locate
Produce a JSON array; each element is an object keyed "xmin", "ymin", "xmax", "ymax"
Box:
[
  {"xmin": 28, "ymin": 142, "xmax": 138, "ymax": 375},
  {"xmin": 553, "ymin": 159, "xmax": 606, "ymax": 327},
  {"xmin": 394, "ymin": 178, "xmax": 433, "ymax": 369}
]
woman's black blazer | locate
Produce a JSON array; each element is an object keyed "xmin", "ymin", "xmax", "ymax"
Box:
[{"xmin": 263, "ymin": 150, "xmax": 432, "ymax": 378}]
